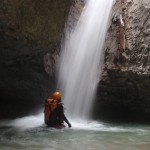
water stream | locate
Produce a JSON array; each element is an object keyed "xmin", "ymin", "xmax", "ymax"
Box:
[{"xmin": 57, "ymin": 0, "xmax": 114, "ymax": 119}]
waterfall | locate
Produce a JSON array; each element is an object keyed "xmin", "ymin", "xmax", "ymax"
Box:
[{"xmin": 57, "ymin": 0, "xmax": 114, "ymax": 120}]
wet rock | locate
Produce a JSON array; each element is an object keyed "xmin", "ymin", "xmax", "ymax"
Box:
[
  {"xmin": 94, "ymin": 0, "xmax": 150, "ymax": 123},
  {"xmin": 0, "ymin": 0, "xmax": 71, "ymax": 118}
]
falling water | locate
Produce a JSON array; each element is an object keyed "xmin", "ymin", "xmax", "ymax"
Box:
[{"xmin": 57, "ymin": 0, "xmax": 114, "ymax": 119}]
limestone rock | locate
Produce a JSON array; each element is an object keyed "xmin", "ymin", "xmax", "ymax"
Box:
[{"xmin": 94, "ymin": 0, "xmax": 150, "ymax": 123}]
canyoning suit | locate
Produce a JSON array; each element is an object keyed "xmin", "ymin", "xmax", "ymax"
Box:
[{"xmin": 47, "ymin": 102, "xmax": 71, "ymax": 128}]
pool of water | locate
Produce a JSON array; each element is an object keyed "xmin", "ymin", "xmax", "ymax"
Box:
[{"xmin": 0, "ymin": 114, "xmax": 150, "ymax": 150}]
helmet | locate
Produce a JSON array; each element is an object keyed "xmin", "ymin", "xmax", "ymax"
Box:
[{"xmin": 52, "ymin": 92, "xmax": 61, "ymax": 100}]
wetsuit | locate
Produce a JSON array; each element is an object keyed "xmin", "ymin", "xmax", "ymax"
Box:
[{"xmin": 47, "ymin": 103, "xmax": 71, "ymax": 128}]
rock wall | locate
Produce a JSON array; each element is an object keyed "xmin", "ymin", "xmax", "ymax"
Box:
[
  {"xmin": 0, "ymin": 0, "xmax": 71, "ymax": 118},
  {"xmin": 93, "ymin": 0, "xmax": 150, "ymax": 123}
]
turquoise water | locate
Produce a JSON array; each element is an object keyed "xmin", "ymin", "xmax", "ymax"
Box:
[{"xmin": 0, "ymin": 116, "xmax": 150, "ymax": 150}]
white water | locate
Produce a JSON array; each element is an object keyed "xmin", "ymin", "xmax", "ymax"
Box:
[
  {"xmin": 57, "ymin": 0, "xmax": 114, "ymax": 119},
  {"xmin": 0, "ymin": 115, "xmax": 149, "ymax": 134}
]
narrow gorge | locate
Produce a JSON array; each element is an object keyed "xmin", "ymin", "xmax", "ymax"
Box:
[{"xmin": 0, "ymin": 0, "xmax": 150, "ymax": 124}]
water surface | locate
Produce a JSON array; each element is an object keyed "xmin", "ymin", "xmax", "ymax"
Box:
[{"xmin": 0, "ymin": 116, "xmax": 150, "ymax": 150}]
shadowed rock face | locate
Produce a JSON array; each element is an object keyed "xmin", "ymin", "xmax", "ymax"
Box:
[
  {"xmin": 92, "ymin": 0, "xmax": 150, "ymax": 123},
  {"xmin": 94, "ymin": 69, "xmax": 150, "ymax": 123},
  {"xmin": 0, "ymin": 0, "xmax": 71, "ymax": 118}
]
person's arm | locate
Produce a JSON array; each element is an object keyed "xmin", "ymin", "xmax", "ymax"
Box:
[
  {"xmin": 62, "ymin": 113, "xmax": 72, "ymax": 128},
  {"xmin": 59, "ymin": 104, "xmax": 72, "ymax": 128}
]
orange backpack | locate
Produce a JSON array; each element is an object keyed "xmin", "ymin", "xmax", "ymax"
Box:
[{"xmin": 44, "ymin": 98, "xmax": 57, "ymax": 124}]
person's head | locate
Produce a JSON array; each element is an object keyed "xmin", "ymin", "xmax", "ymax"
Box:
[{"xmin": 52, "ymin": 92, "xmax": 61, "ymax": 102}]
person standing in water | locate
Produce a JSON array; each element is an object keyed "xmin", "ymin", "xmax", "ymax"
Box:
[{"xmin": 44, "ymin": 92, "xmax": 72, "ymax": 128}]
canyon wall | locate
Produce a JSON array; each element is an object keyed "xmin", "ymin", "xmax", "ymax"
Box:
[
  {"xmin": 93, "ymin": 0, "xmax": 150, "ymax": 123},
  {"xmin": 0, "ymin": 0, "xmax": 71, "ymax": 118}
]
